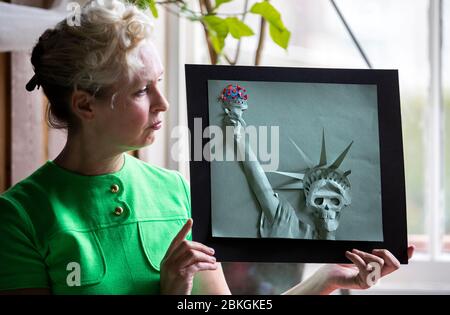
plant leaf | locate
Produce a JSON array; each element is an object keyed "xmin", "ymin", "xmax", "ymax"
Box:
[
  {"xmin": 269, "ymin": 23, "xmax": 290, "ymax": 49},
  {"xmin": 148, "ymin": 0, "xmax": 158, "ymax": 18},
  {"xmin": 129, "ymin": 0, "xmax": 158, "ymax": 17},
  {"xmin": 214, "ymin": 0, "xmax": 233, "ymax": 10},
  {"xmin": 250, "ymin": 1, "xmax": 284, "ymax": 30},
  {"xmin": 250, "ymin": 1, "xmax": 291, "ymax": 49},
  {"xmin": 225, "ymin": 17, "xmax": 254, "ymax": 39},
  {"xmin": 132, "ymin": 0, "xmax": 148, "ymax": 10},
  {"xmin": 209, "ymin": 34, "xmax": 226, "ymax": 54},
  {"xmin": 203, "ymin": 15, "xmax": 229, "ymax": 53},
  {"xmin": 204, "ymin": 16, "xmax": 229, "ymax": 37}
]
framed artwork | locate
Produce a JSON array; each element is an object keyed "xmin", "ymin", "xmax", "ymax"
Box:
[{"xmin": 185, "ymin": 64, "xmax": 408, "ymax": 264}]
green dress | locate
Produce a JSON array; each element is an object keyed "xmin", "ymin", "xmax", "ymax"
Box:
[{"xmin": 0, "ymin": 154, "xmax": 191, "ymax": 294}]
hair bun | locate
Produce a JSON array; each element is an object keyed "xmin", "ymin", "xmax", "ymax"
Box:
[{"xmin": 31, "ymin": 29, "xmax": 59, "ymax": 70}]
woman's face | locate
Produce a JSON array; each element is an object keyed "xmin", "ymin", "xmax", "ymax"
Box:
[{"xmin": 93, "ymin": 41, "xmax": 169, "ymax": 151}]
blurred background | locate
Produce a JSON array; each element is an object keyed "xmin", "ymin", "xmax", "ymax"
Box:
[{"xmin": 0, "ymin": 0, "xmax": 449, "ymax": 294}]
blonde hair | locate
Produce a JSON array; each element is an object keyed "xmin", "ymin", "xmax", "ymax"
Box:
[{"xmin": 29, "ymin": 0, "xmax": 154, "ymax": 130}]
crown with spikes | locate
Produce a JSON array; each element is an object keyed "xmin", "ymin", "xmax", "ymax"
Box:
[{"xmin": 270, "ymin": 129, "xmax": 353, "ymax": 198}]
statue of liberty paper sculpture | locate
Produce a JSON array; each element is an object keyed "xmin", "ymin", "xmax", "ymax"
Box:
[{"xmin": 219, "ymin": 84, "xmax": 354, "ymax": 240}]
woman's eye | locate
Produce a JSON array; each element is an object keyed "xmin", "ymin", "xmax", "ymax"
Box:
[
  {"xmin": 135, "ymin": 78, "xmax": 162, "ymax": 97},
  {"xmin": 135, "ymin": 86, "xmax": 149, "ymax": 97}
]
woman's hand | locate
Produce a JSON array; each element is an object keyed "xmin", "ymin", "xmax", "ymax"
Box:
[
  {"xmin": 320, "ymin": 245, "xmax": 415, "ymax": 292},
  {"xmin": 160, "ymin": 219, "xmax": 218, "ymax": 295}
]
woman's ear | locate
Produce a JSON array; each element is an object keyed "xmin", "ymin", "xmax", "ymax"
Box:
[{"xmin": 71, "ymin": 89, "xmax": 96, "ymax": 122}]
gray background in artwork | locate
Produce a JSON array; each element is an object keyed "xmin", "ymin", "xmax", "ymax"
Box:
[{"xmin": 208, "ymin": 79, "xmax": 383, "ymax": 241}]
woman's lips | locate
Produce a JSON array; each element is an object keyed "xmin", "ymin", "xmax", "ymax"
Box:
[{"xmin": 150, "ymin": 121, "xmax": 162, "ymax": 130}]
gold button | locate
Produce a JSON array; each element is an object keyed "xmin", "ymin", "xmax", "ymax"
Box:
[
  {"xmin": 111, "ymin": 184, "xmax": 120, "ymax": 193},
  {"xmin": 114, "ymin": 206, "xmax": 124, "ymax": 216}
]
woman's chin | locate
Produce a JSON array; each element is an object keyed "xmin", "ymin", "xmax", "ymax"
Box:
[
  {"xmin": 145, "ymin": 133, "xmax": 156, "ymax": 145},
  {"xmin": 128, "ymin": 130, "xmax": 157, "ymax": 149},
  {"xmin": 124, "ymin": 134, "xmax": 156, "ymax": 151}
]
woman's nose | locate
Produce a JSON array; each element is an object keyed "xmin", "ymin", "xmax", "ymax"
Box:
[{"xmin": 150, "ymin": 86, "xmax": 169, "ymax": 113}]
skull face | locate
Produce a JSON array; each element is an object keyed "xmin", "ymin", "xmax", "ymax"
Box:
[{"xmin": 305, "ymin": 179, "xmax": 351, "ymax": 232}]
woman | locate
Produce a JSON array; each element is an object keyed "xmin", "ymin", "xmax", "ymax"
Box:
[{"xmin": 0, "ymin": 0, "xmax": 413, "ymax": 295}]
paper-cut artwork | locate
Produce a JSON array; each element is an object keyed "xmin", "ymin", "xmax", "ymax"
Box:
[
  {"xmin": 186, "ymin": 66, "xmax": 408, "ymax": 263},
  {"xmin": 218, "ymin": 84, "xmax": 355, "ymax": 240},
  {"xmin": 209, "ymin": 79, "xmax": 383, "ymax": 242}
]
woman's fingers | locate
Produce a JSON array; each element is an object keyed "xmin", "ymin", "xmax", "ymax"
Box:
[
  {"xmin": 165, "ymin": 218, "xmax": 193, "ymax": 258},
  {"xmin": 342, "ymin": 247, "xmax": 411, "ymax": 290},
  {"xmin": 345, "ymin": 251, "xmax": 367, "ymax": 272},
  {"xmin": 346, "ymin": 250, "xmax": 385, "ymax": 289},
  {"xmin": 159, "ymin": 219, "xmax": 218, "ymax": 295},
  {"xmin": 169, "ymin": 240, "xmax": 215, "ymax": 263},
  {"xmin": 351, "ymin": 249, "xmax": 384, "ymax": 269},
  {"xmin": 174, "ymin": 246, "xmax": 217, "ymax": 269},
  {"xmin": 407, "ymin": 245, "xmax": 415, "ymax": 260},
  {"xmin": 372, "ymin": 249, "xmax": 400, "ymax": 268},
  {"xmin": 162, "ymin": 219, "xmax": 216, "ymax": 271},
  {"xmin": 372, "ymin": 249, "xmax": 401, "ymax": 276}
]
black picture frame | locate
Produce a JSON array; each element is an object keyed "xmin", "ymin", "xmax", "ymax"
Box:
[{"xmin": 185, "ymin": 64, "xmax": 409, "ymax": 264}]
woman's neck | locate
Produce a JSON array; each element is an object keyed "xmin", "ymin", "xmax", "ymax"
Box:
[{"xmin": 53, "ymin": 132, "xmax": 125, "ymax": 176}]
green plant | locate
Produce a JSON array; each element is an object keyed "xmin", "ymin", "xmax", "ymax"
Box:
[{"xmin": 129, "ymin": 0, "xmax": 291, "ymax": 65}]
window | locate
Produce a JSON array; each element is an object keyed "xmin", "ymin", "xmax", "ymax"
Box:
[
  {"xmin": 266, "ymin": 0, "xmax": 430, "ymax": 248},
  {"xmin": 177, "ymin": 0, "xmax": 450, "ymax": 293}
]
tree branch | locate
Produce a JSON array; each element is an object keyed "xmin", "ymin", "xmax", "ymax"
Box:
[
  {"xmin": 203, "ymin": 0, "xmax": 213, "ymax": 13},
  {"xmin": 231, "ymin": 0, "xmax": 249, "ymax": 65},
  {"xmin": 223, "ymin": 54, "xmax": 233, "ymax": 64},
  {"xmin": 199, "ymin": 0, "xmax": 218, "ymax": 64},
  {"xmin": 254, "ymin": 16, "xmax": 266, "ymax": 65}
]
